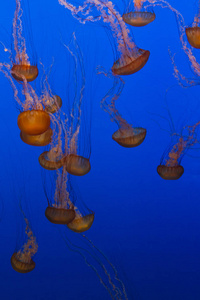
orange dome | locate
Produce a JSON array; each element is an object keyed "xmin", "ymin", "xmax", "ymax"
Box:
[
  {"xmin": 123, "ymin": 11, "xmax": 155, "ymax": 27},
  {"xmin": 11, "ymin": 252, "xmax": 35, "ymax": 273},
  {"xmin": 67, "ymin": 213, "xmax": 95, "ymax": 233},
  {"xmin": 112, "ymin": 50, "xmax": 150, "ymax": 76},
  {"xmin": 39, "ymin": 151, "xmax": 65, "ymax": 170},
  {"xmin": 157, "ymin": 165, "xmax": 184, "ymax": 180},
  {"xmin": 64, "ymin": 154, "xmax": 91, "ymax": 176},
  {"xmin": 112, "ymin": 127, "xmax": 146, "ymax": 147},
  {"xmin": 17, "ymin": 110, "xmax": 51, "ymax": 135},
  {"xmin": 45, "ymin": 207, "xmax": 75, "ymax": 224},
  {"xmin": 185, "ymin": 26, "xmax": 200, "ymax": 49},
  {"xmin": 20, "ymin": 128, "xmax": 52, "ymax": 146},
  {"xmin": 11, "ymin": 64, "xmax": 38, "ymax": 82}
]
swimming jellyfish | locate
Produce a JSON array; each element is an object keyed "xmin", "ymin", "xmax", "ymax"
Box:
[
  {"xmin": 58, "ymin": 0, "xmax": 150, "ymax": 75},
  {"xmin": 11, "ymin": 216, "xmax": 38, "ymax": 273},
  {"xmin": 157, "ymin": 122, "xmax": 200, "ymax": 180},
  {"xmin": 98, "ymin": 67, "xmax": 146, "ymax": 147},
  {"xmin": 123, "ymin": 0, "xmax": 156, "ymax": 27},
  {"xmin": 11, "ymin": 0, "xmax": 38, "ymax": 82}
]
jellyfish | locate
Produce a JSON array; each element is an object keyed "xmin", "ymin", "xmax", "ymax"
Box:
[
  {"xmin": 11, "ymin": 215, "xmax": 38, "ymax": 273},
  {"xmin": 185, "ymin": 1, "xmax": 200, "ymax": 49},
  {"xmin": 66, "ymin": 178, "xmax": 94, "ymax": 233},
  {"xmin": 60, "ymin": 34, "xmax": 92, "ymax": 176},
  {"xmin": 58, "ymin": 0, "xmax": 150, "ymax": 76},
  {"xmin": 20, "ymin": 127, "xmax": 53, "ymax": 146},
  {"xmin": 123, "ymin": 0, "xmax": 156, "ymax": 27},
  {"xmin": 40, "ymin": 64, "xmax": 63, "ymax": 114},
  {"xmin": 11, "ymin": 0, "xmax": 38, "ymax": 82},
  {"xmin": 98, "ymin": 67, "xmax": 146, "ymax": 147},
  {"xmin": 157, "ymin": 121, "xmax": 200, "ymax": 180},
  {"xmin": 44, "ymin": 168, "xmax": 75, "ymax": 225}
]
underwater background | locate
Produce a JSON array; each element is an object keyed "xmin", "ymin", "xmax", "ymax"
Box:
[{"xmin": 0, "ymin": 0, "xmax": 200, "ymax": 299}]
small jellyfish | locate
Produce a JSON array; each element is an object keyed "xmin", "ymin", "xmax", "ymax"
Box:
[
  {"xmin": 67, "ymin": 212, "xmax": 95, "ymax": 233},
  {"xmin": 45, "ymin": 206, "xmax": 75, "ymax": 225},
  {"xmin": 122, "ymin": 11, "xmax": 156, "ymax": 27},
  {"xmin": 44, "ymin": 95, "xmax": 63, "ymax": 114},
  {"xmin": 20, "ymin": 127, "xmax": 53, "ymax": 146},
  {"xmin": 62, "ymin": 34, "xmax": 91, "ymax": 176},
  {"xmin": 11, "ymin": 0, "xmax": 38, "ymax": 82},
  {"xmin": 17, "ymin": 110, "xmax": 51, "ymax": 135},
  {"xmin": 11, "ymin": 217, "xmax": 38, "ymax": 273},
  {"xmin": 112, "ymin": 127, "xmax": 146, "ymax": 147},
  {"xmin": 123, "ymin": 0, "xmax": 155, "ymax": 27},
  {"xmin": 185, "ymin": 6, "xmax": 200, "ymax": 50},
  {"xmin": 44, "ymin": 168, "xmax": 75, "ymax": 225},
  {"xmin": 39, "ymin": 149, "xmax": 65, "ymax": 170},
  {"xmin": 98, "ymin": 68, "xmax": 146, "ymax": 147},
  {"xmin": 157, "ymin": 122, "xmax": 200, "ymax": 180},
  {"xmin": 64, "ymin": 154, "xmax": 91, "ymax": 176}
]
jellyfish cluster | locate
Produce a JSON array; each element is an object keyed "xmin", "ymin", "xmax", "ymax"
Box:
[{"xmin": 1, "ymin": 0, "xmax": 200, "ymax": 299}]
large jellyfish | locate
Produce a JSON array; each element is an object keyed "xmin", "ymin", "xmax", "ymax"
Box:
[
  {"xmin": 58, "ymin": 0, "xmax": 150, "ymax": 76},
  {"xmin": 0, "ymin": 63, "xmax": 52, "ymax": 144},
  {"xmin": 123, "ymin": 0, "xmax": 156, "ymax": 27},
  {"xmin": 11, "ymin": 213, "xmax": 38, "ymax": 273},
  {"xmin": 11, "ymin": 0, "xmax": 38, "ymax": 82},
  {"xmin": 98, "ymin": 67, "xmax": 146, "ymax": 147}
]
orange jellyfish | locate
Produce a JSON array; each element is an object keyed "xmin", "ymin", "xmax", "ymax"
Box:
[
  {"xmin": 66, "ymin": 179, "xmax": 94, "ymax": 233},
  {"xmin": 157, "ymin": 122, "xmax": 200, "ymax": 180},
  {"xmin": 123, "ymin": 0, "xmax": 156, "ymax": 27},
  {"xmin": 11, "ymin": 216, "xmax": 38, "ymax": 273},
  {"xmin": 37, "ymin": 69, "xmax": 65, "ymax": 169},
  {"xmin": 0, "ymin": 63, "xmax": 51, "ymax": 137},
  {"xmin": 38, "ymin": 113, "xmax": 65, "ymax": 171},
  {"xmin": 98, "ymin": 67, "xmax": 146, "ymax": 147},
  {"xmin": 62, "ymin": 34, "xmax": 91, "ymax": 176},
  {"xmin": 11, "ymin": 0, "xmax": 38, "ymax": 82},
  {"xmin": 58, "ymin": 0, "xmax": 150, "ymax": 76},
  {"xmin": 44, "ymin": 168, "xmax": 75, "ymax": 225},
  {"xmin": 185, "ymin": 1, "xmax": 200, "ymax": 49},
  {"xmin": 20, "ymin": 127, "xmax": 53, "ymax": 146}
]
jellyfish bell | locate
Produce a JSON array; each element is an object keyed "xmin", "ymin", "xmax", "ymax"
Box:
[
  {"xmin": 122, "ymin": 10, "xmax": 156, "ymax": 27},
  {"xmin": 11, "ymin": 252, "xmax": 35, "ymax": 273},
  {"xmin": 45, "ymin": 206, "xmax": 75, "ymax": 225},
  {"xmin": 185, "ymin": 26, "xmax": 200, "ymax": 49},
  {"xmin": 112, "ymin": 127, "xmax": 146, "ymax": 147},
  {"xmin": 67, "ymin": 213, "xmax": 95, "ymax": 233},
  {"xmin": 45, "ymin": 95, "xmax": 62, "ymax": 114},
  {"xmin": 39, "ymin": 150, "xmax": 65, "ymax": 170},
  {"xmin": 11, "ymin": 64, "xmax": 38, "ymax": 82},
  {"xmin": 17, "ymin": 110, "xmax": 51, "ymax": 135},
  {"xmin": 157, "ymin": 165, "xmax": 184, "ymax": 180},
  {"xmin": 64, "ymin": 154, "xmax": 91, "ymax": 176},
  {"xmin": 20, "ymin": 128, "xmax": 53, "ymax": 146},
  {"xmin": 112, "ymin": 49, "xmax": 150, "ymax": 76}
]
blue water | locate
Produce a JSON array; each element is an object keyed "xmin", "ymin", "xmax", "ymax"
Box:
[{"xmin": 0, "ymin": 0, "xmax": 200, "ymax": 299}]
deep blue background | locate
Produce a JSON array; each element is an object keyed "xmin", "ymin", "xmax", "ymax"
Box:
[{"xmin": 0, "ymin": 0, "xmax": 200, "ymax": 299}]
